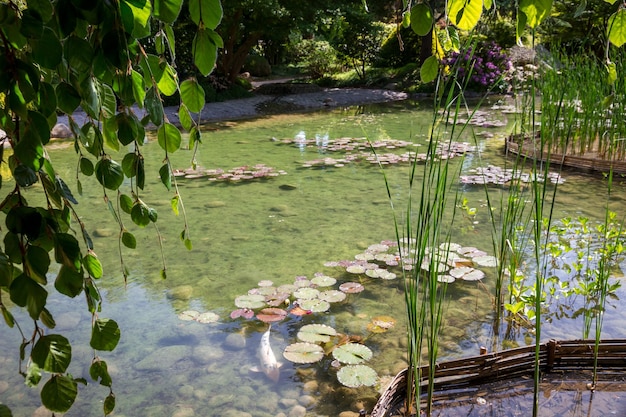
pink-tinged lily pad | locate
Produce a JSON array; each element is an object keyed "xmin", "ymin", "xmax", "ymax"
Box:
[
  {"xmin": 290, "ymin": 305, "xmax": 313, "ymax": 316},
  {"xmin": 337, "ymin": 364, "xmax": 378, "ymax": 388},
  {"xmin": 440, "ymin": 242, "xmax": 462, "ymax": 252},
  {"xmin": 196, "ymin": 312, "xmax": 220, "ymax": 324},
  {"xmin": 354, "ymin": 253, "xmax": 375, "ymax": 261},
  {"xmin": 311, "ymin": 274, "xmax": 337, "ymax": 287},
  {"xmin": 346, "ymin": 264, "xmax": 367, "ymax": 274},
  {"xmin": 374, "ymin": 253, "xmax": 396, "ymax": 263},
  {"xmin": 449, "ymin": 266, "xmax": 474, "ymax": 279},
  {"xmin": 437, "ymin": 274, "xmax": 455, "ymax": 283},
  {"xmin": 266, "ymin": 292, "xmax": 291, "ymax": 307},
  {"xmin": 339, "ymin": 282, "xmax": 365, "ymax": 294},
  {"xmin": 254, "ymin": 286, "xmax": 277, "ymax": 296},
  {"xmin": 298, "ymin": 298, "xmax": 330, "ymax": 313},
  {"xmin": 178, "ymin": 310, "xmax": 200, "ymax": 321},
  {"xmin": 293, "ymin": 287, "xmax": 320, "ymax": 300},
  {"xmin": 332, "ymin": 343, "xmax": 373, "ymax": 364},
  {"xmin": 283, "ymin": 342, "xmax": 325, "ymax": 364},
  {"xmin": 256, "ymin": 307, "xmax": 288, "ymax": 323},
  {"xmin": 462, "ymin": 269, "xmax": 486, "ymax": 281},
  {"xmin": 230, "ymin": 308, "xmax": 255, "ymax": 319},
  {"xmin": 235, "ymin": 294, "xmax": 266, "ymax": 309},
  {"xmin": 294, "ymin": 278, "xmax": 312, "ymax": 288},
  {"xmin": 297, "ymin": 324, "xmax": 337, "ymax": 343},
  {"xmin": 367, "ymin": 243, "xmax": 390, "ymax": 253},
  {"xmin": 318, "ymin": 290, "xmax": 347, "ymax": 303},
  {"xmin": 258, "ymin": 280, "xmax": 274, "ymax": 287}
]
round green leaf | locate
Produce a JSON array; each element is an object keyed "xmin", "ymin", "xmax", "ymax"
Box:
[
  {"xmin": 31, "ymin": 27, "xmax": 62, "ymax": 69},
  {"xmin": 410, "ymin": 3, "xmax": 433, "ymax": 36},
  {"xmin": 56, "ymin": 82, "xmax": 81, "ymax": 114},
  {"xmin": 518, "ymin": 0, "xmax": 553, "ymax": 29},
  {"xmin": 121, "ymin": 231, "xmax": 136, "ymax": 249},
  {"xmin": 131, "ymin": 202, "xmax": 151, "ymax": 227},
  {"xmin": 119, "ymin": 194, "xmax": 133, "ymax": 214},
  {"xmin": 79, "ymin": 157, "xmax": 94, "ymax": 176},
  {"xmin": 332, "ymin": 343, "xmax": 373, "ymax": 365},
  {"xmin": 420, "ymin": 55, "xmax": 439, "ymax": 83},
  {"xmin": 336, "ymin": 365, "xmax": 378, "ymax": 388},
  {"xmin": 41, "ymin": 374, "xmax": 78, "ymax": 413},
  {"xmin": 234, "ymin": 294, "xmax": 266, "ymax": 309},
  {"xmin": 157, "ymin": 123, "xmax": 182, "ymax": 153},
  {"xmin": 189, "ymin": 0, "xmax": 222, "ymax": 29},
  {"xmin": 95, "ymin": 158, "xmax": 124, "ymax": 190},
  {"xmin": 153, "ymin": 0, "xmax": 183, "ymax": 23},
  {"xmin": 82, "ymin": 252, "xmax": 103, "ymax": 279},
  {"xmin": 283, "ymin": 342, "xmax": 325, "ymax": 364},
  {"xmin": 608, "ymin": 9, "xmax": 626, "ymax": 48},
  {"xmin": 180, "ymin": 78, "xmax": 205, "ymax": 113},
  {"xmin": 122, "ymin": 152, "xmax": 139, "ymax": 178},
  {"xmin": 193, "ymin": 28, "xmax": 219, "ymax": 76},
  {"xmin": 90, "ymin": 318, "xmax": 121, "ymax": 351},
  {"xmin": 54, "ymin": 265, "xmax": 84, "ymax": 298},
  {"xmin": 448, "ymin": 0, "xmax": 483, "ymax": 31},
  {"xmin": 297, "ymin": 324, "xmax": 337, "ymax": 343},
  {"xmin": 32, "ymin": 334, "xmax": 72, "ymax": 373}
]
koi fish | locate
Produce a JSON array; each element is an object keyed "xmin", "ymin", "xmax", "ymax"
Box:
[{"xmin": 250, "ymin": 325, "xmax": 282, "ymax": 382}]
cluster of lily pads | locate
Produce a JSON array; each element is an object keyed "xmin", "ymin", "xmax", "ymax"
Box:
[
  {"xmin": 459, "ymin": 165, "xmax": 565, "ymax": 186},
  {"xmin": 446, "ymin": 110, "xmax": 508, "ymax": 128},
  {"xmin": 173, "ymin": 164, "xmax": 287, "ymax": 182},
  {"xmin": 325, "ymin": 240, "xmax": 496, "ymax": 284}
]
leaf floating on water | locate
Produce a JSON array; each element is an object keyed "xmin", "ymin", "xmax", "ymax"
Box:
[
  {"xmin": 473, "ymin": 255, "xmax": 498, "ymax": 267},
  {"xmin": 311, "ymin": 274, "xmax": 337, "ymax": 287},
  {"xmin": 318, "ymin": 290, "xmax": 347, "ymax": 303},
  {"xmin": 256, "ymin": 307, "xmax": 287, "ymax": 323},
  {"xmin": 337, "ymin": 364, "xmax": 378, "ymax": 388},
  {"xmin": 437, "ymin": 274, "xmax": 455, "ymax": 283},
  {"xmin": 178, "ymin": 310, "xmax": 200, "ymax": 321},
  {"xmin": 230, "ymin": 308, "xmax": 254, "ymax": 319},
  {"xmin": 339, "ymin": 282, "xmax": 365, "ymax": 294},
  {"xmin": 283, "ymin": 342, "xmax": 325, "ymax": 364},
  {"xmin": 367, "ymin": 315, "xmax": 397, "ymax": 333},
  {"xmin": 332, "ymin": 343, "xmax": 373, "ymax": 364},
  {"xmin": 462, "ymin": 269, "xmax": 486, "ymax": 281},
  {"xmin": 449, "ymin": 266, "xmax": 474, "ymax": 279},
  {"xmin": 298, "ymin": 298, "xmax": 330, "ymax": 313},
  {"xmin": 293, "ymin": 287, "xmax": 319, "ymax": 300},
  {"xmin": 346, "ymin": 264, "xmax": 367, "ymax": 274},
  {"xmin": 258, "ymin": 280, "xmax": 274, "ymax": 287},
  {"xmin": 234, "ymin": 294, "xmax": 266, "ymax": 309},
  {"xmin": 196, "ymin": 312, "xmax": 219, "ymax": 324},
  {"xmin": 297, "ymin": 324, "xmax": 337, "ymax": 343}
]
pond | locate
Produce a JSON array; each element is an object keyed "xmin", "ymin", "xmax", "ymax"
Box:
[{"xmin": 2, "ymin": 99, "xmax": 626, "ymax": 417}]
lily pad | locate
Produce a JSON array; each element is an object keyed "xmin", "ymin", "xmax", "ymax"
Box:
[
  {"xmin": 178, "ymin": 310, "xmax": 200, "ymax": 321},
  {"xmin": 346, "ymin": 264, "xmax": 367, "ymax": 274},
  {"xmin": 337, "ymin": 364, "xmax": 378, "ymax": 388},
  {"xmin": 297, "ymin": 324, "xmax": 337, "ymax": 343},
  {"xmin": 235, "ymin": 294, "xmax": 266, "ymax": 309},
  {"xmin": 473, "ymin": 255, "xmax": 498, "ymax": 267},
  {"xmin": 367, "ymin": 315, "xmax": 397, "ymax": 333},
  {"xmin": 283, "ymin": 342, "xmax": 325, "ymax": 364},
  {"xmin": 293, "ymin": 287, "xmax": 320, "ymax": 300},
  {"xmin": 437, "ymin": 274, "xmax": 455, "ymax": 283},
  {"xmin": 230, "ymin": 308, "xmax": 255, "ymax": 319},
  {"xmin": 332, "ymin": 343, "xmax": 373, "ymax": 364},
  {"xmin": 196, "ymin": 312, "xmax": 220, "ymax": 324},
  {"xmin": 354, "ymin": 252, "xmax": 375, "ymax": 261},
  {"xmin": 256, "ymin": 307, "xmax": 287, "ymax": 323},
  {"xmin": 298, "ymin": 298, "xmax": 330, "ymax": 313},
  {"xmin": 318, "ymin": 290, "xmax": 347, "ymax": 303},
  {"xmin": 258, "ymin": 280, "xmax": 274, "ymax": 287},
  {"xmin": 311, "ymin": 274, "xmax": 337, "ymax": 287},
  {"xmin": 339, "ymin": 282, "xmax": 365, "ymax": 294},
  {"xmin": 449, "ymin": 266, "xmax": 474, "ymax": 279},
  {"xmin": 462, "ymin": 269, "xmax": 486, "ymax": 281}
]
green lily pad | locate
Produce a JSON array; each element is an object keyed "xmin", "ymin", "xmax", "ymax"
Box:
[
  {"xmin": 332, "ymin": 343, "xmax": 373, "ymax": 364},
  {"xmin": 354, "ymin": 253, "xmax": 374, "ymax": 261},
  {"xmin": 318, "ymin": 290, "xmax": 347, "ymax": 303},
  {"xmin": 293, "ymin": 287, "xmax": 320, "ymax": 300},
  {"xmin": 178, "ymin": 310, "xmax": 200, "ymax": 321},
  {"xmin": 473, "ymin": 255, "xmax": 497, "ymax": 267},
  {"xmin": 339, "ymin": 282, "xmax": 364, "ymax": 294},
  {"xmin": 283, "ymin": 342, "xmax": 325, "ymax": 364},
  {"xmin": 298, "ymin": 298, "xmax": 330, "ymax": 313},
  {"xmin": 311, "ymin": 274, "xmax": 337, "ymax": 287},
  {"xmin": 346, "ymin": 265, "xmax": 366, "ymax": 274},
  {"xmin": 297, "ymin": 324, "xmax": 337, "ymax": 343},
  {"xmin": 196, "ymin": 312, "xmax": 219, "ymax": 324},
  {"xmin": 462, "ymin": 269, "xmax": 485, "ymax": 281},
  {"xmin": 234, "ymin": 294, "xmax": 266, "ymax": 309},
  {"xmin": 337, "ymin": 364, "xmax": 378, "ymax": 388}
]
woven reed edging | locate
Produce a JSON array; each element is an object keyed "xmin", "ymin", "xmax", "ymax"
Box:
[
  {"xmin": 370, "ymin": 339, "xmax": 626, "ymax": 417},
  {"xmin": 505, "ymin": 135, "xmax": 626, "ymax": 175}
]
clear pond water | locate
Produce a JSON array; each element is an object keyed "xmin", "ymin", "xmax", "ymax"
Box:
[{"xmin": 2, "ymin": 99, "xmax": 626, "ymax": 417}]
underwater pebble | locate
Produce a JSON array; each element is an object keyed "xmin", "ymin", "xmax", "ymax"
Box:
[
  {"xmin": 192, "ymin": 345, "xmax": 224, "ymax": 363},
  {"xmin": 205, "ymin": 201, "xmax": 226, "ymax": 208},
  {"xmin": 302, "ymin": 380, "xmax": 319, "ymax": 393},
  {"xmin": 279, "ymin": 398, "xmax": 299, "ymax": 408},
  {"xmin": 171, "ymin": 406, "xmax": 194, "ymax": 417},
  {"xmin": 338, "ymin": 412, "xmax": 360, "ymax": 417},
  {"xmin": 32, "ymin": 406, "xmax": 54, "ymax": 417},
  {"xmin": 0, "ymin": 381, "xmax": 8, "ymax": 394},
  {"xmin": 298, "ymin": 394, "xmax": 316, "ymax": 407},
  {"xmin": 193, "ymin": 389, "xmax": 209, "ymax": 400},
  {"xmin": 257, "ymin": 393, "xmax": 279, "ymax": 412},
  {"xmin": 224, "ymin": 333, "xmax": 246, "ymax": 350},
  {"xmin": 177, "ymin": 385, "xmax": 194, "ymax": 399},
  {"xmin": 167, "ymin": 285, "xmax": 194, "ymax": 301},
  {"xmin": 221, "ymin": 410, "xmax": 251, "ymax": 417},
  {"xmin": 93, "ymin": 228, "xmax": 114, "ymax": 237},
  {"xmin": 288, "ymin": 405, "xmax": 307, "ymax": 417},
  {"xmin": 135, "ymin": 346, "xmax": 192, "ymax": 371}
]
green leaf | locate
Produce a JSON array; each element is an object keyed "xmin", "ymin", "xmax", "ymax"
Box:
[
  {"xmin": 131, "ymin": 69, "xmax": 146, "ymax": 105},
  {"xmin": 157, "ymin": 123, "xmax": 182, "ymax": 153},
  {"xmin": 95, "ymin": 158, "xmax": 125, "ymax": 190},
  {"xmin": 1, "ymin": 305, "xmax": 15, "ymax": 327},
  {"xmin": 180, "ymin": 78, "xmax": 205, "ymax": 113},
  {"xmin": 54, "ymin": 233, "xmax": 82, "ymax": 271},
  {"xmin": 178, "ymin": 103, "xmax": 193, "ymax": 131},
  {"xmin": 484, "ymin": 0, "xmax": 493, "ymax": 9},
  {"xmin": 121, "ymin": 231, "xmax": 137, "ymax": 249},
  {"xmin": 122, "ymin": 152, "xmax": 139, "ymax": 178},
  {"xmin": 189, "ymin": 0, "xmax": 222, "ymax": 29},
  {"xmin": 448, "ymin": 0, "xmax": 483, "ymax": 31},
  {"xmin": 31, "ymin": 27, "xmax": 62, "ymax": 69},
  {"xmin": 192, "ymin": 28, "xmax": 219, "ymax": 76},
  {"xmin": 145, "ymin": 87, "xmax": 164, "ymax": 126},
  {"xmin": 184, "ymin": 238, "xmax": 192, "ymax": 250},
  {"xmin": 170, "ymin": 194, "xmax": 179, "ymax": 215},
  {"xmin": 20, "ymin": 8, "xmax": 44, "ymax": 38},
  {"xmin": 90, "ymin": 359, "xmax": 112, "ymax": 387},
  {"xmin": 606, "ymin": 61, "xmax": 617, "ymax": 85},
  {"xmin": 90, "ymin": 318, "xmax": 121, "ymax": 351},
  {"xmin": 104, "ymin": 393, "xmax": 116, "ymax": 415},
  {"xmin": 25, "ymin": 245, "xmax": 50, "ymax": 284},
  {"xmin": 159, "ymin": 164, "xmax": 171, "ymax": 190},
  {"xmin": 0, "ymin": 252, "xmax": 13, "ymax": 288},
  {"xmin": 79, "ymin": 157, "xmax": 94, "ymax": 176},
  {"xmin": 41, "ymin": 375, "xmax": 78, "ymax": 413},
  {"xmin": 120, "ymin": 0, "xmax": 152, "ymax": 38},
  {"xmin": 420, "ymin": 55, "xmax": 439, "ymax": 83},
  {"xmin": 519, "ymin": 0, "xmax": 553, "ymax": 29},
  {"xmin": 32, "ymin": 334, "xmax": 72, "ymax": 373},
  {"xmin": 28, "ymin": 0, "xmax": 54, "ymax": 22},
  {"xmin": 131, "ymin": 202, "xmax": 151, "ymax": 227},
  {"xmin": 608, "ymin": 9, "xmax": 626, "ymax": 48},
  {"xmin": 102, "ymin": 116, "xmax": 120, "ymax": 152},
  {"xmin": 55, "ymin": 265, "xmax": 84, "ymax": 298},
  {"xmin": 410, "ymin": 3, "xmax": 433, "ymax": 36},
  {"xmin": 189, "ymin": 126, "xmax": 201, "ymax": 148},
  {"xmin": 55, "ymin": 82, "xmax": 81, "ymax": 114},
  {"xmin": 119, "ymin": 194, "xmax": 134, "ymax": 214},
  {"xmin": 64, "ymin": 35, "xmax": 93, "ymax": 74},
  {"xmin": 82, "ymin": 252, "xmax": 103, "ymax": 279},
  {"xmin": 9, "ymin": 273, "xmax": 48, "ymax": 320},
  {"xmin": 143, "ymin": 55, "xmax": 178, "ymax": 96},
  {"xmin": 153, "ymin": 0, "xmax": 183, "ymax": 23}
]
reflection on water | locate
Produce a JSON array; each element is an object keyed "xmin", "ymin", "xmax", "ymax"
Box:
[{"xmin": 2, "ymin": 100, "xmax": 626, "ymax": 416}]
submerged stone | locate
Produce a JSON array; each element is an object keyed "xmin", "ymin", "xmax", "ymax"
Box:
[
  {"xmin": 167, "ymin": 285, "xmax": 194, "ymax": 301},
  {"xmin": 279, "ymin": 184, "xmax": 297, "ymax": 190},
  {"xmin": 135, "ymin": 345, "xmax": 192, "ymax": 371}
]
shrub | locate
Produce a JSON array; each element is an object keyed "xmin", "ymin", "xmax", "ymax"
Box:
[
  {"xmin": 443, "ymin": 41, "xmax": 512, "ymax": 91},
  {"xmin": 288, "ymin": 38, "xmax": 339, "ymax": 79},
  {"xmin": 376, "ymin": 25, "xmax": 422, "ymax": 68},
  {"xmin": 243, "ymin": 55, "xmax": 272, "ymax": 77}
]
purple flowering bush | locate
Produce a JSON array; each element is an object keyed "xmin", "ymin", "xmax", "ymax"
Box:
[{"xmin": 443, "ymin": 42, "xmax": 512, "ymax": 91}]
